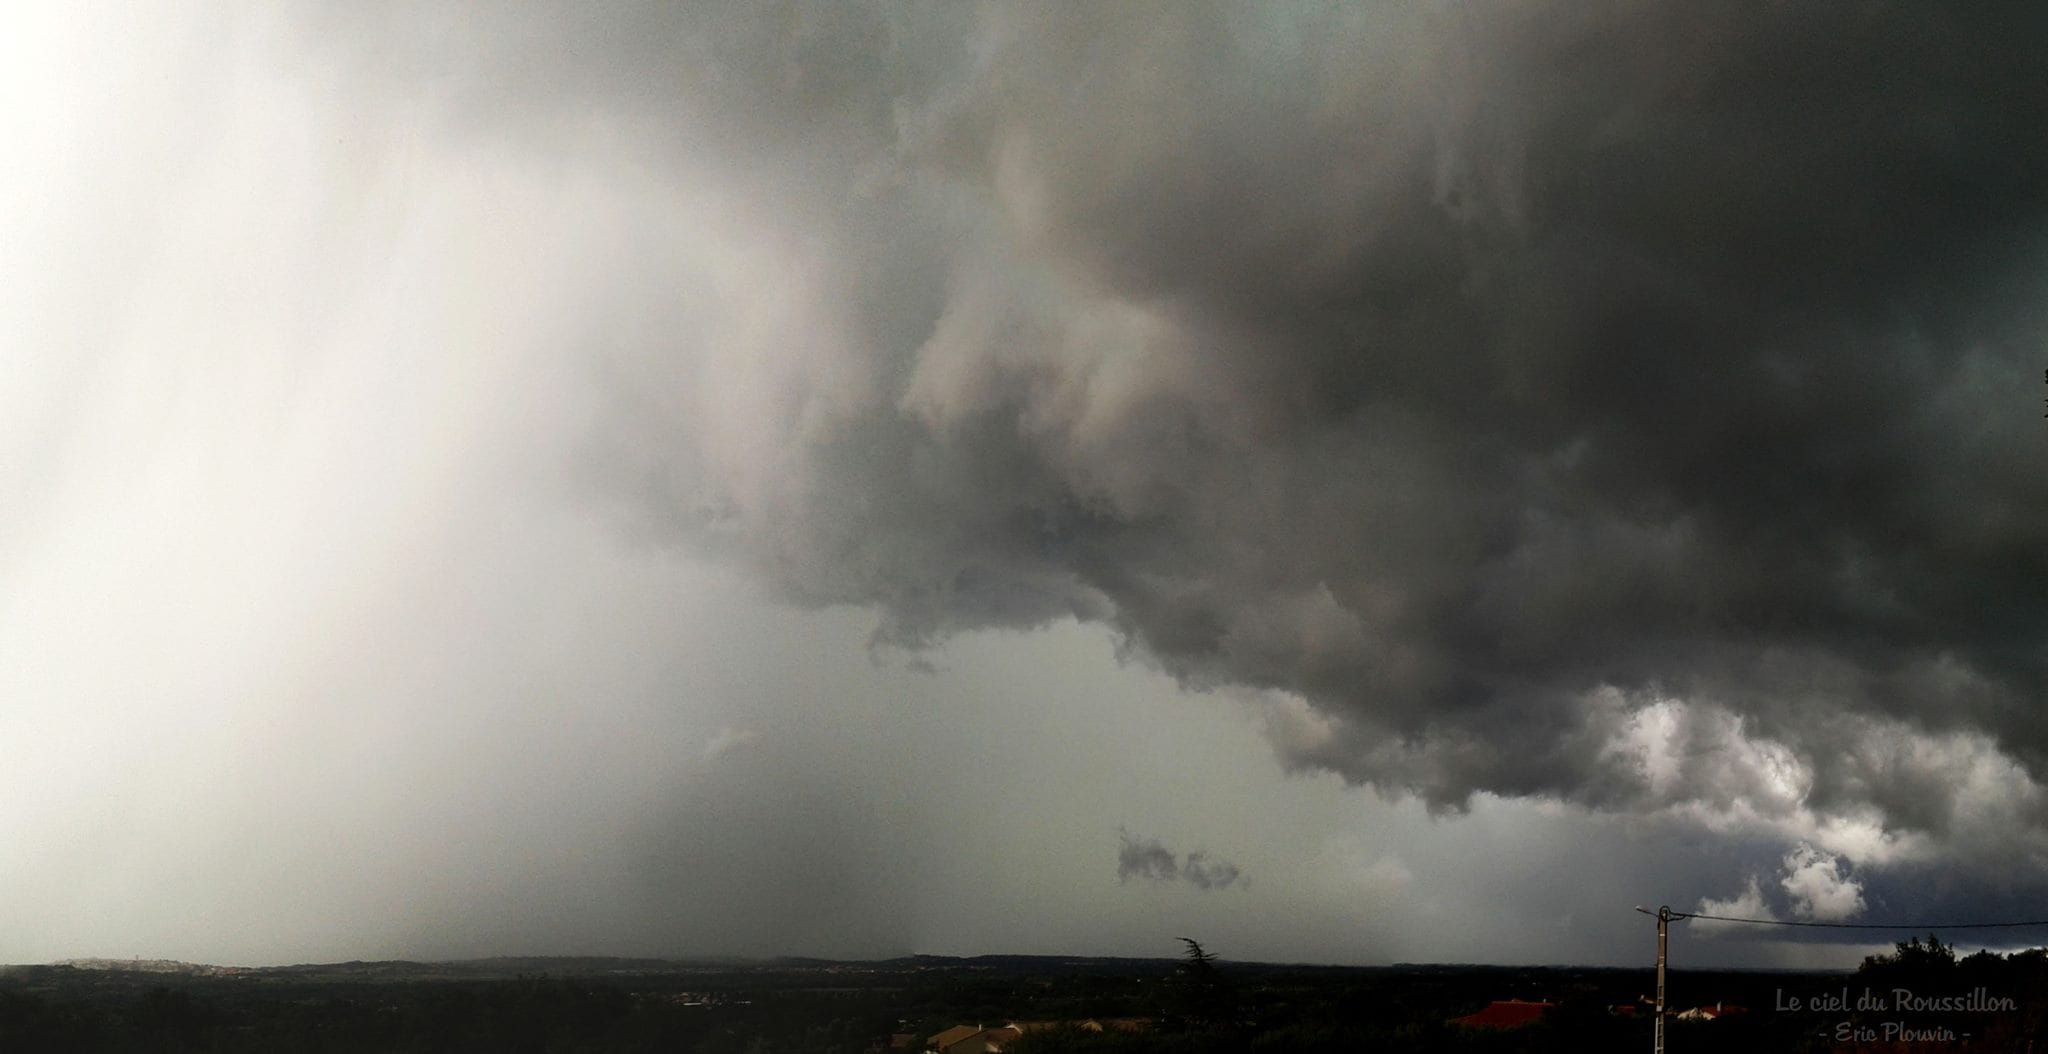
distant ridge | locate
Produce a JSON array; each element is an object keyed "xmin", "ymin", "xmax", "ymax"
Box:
[
  {"xmin": 16, "ymin": 954, "xmax": 1846, "ymax": 977},
  {"xmin": 26, "ymin": 953, "xmax": 1188, "ymax": 976},
  {"xmin": 53, "ymin": 959, "xmax": 238, "ymax": 976}
]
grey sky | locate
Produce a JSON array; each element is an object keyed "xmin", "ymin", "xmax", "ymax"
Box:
[{"xmin": 3, "ymin": 2, "xmax": 2044, "ymax": 970}]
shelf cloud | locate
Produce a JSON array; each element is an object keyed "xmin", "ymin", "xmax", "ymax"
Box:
[{"xmin": 306, "ymin": 2, "xmax": 2048, "ymax": 850}]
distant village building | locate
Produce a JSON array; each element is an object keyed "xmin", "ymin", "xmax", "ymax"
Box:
[
  {"xmin": 924, "ymin": 1018, "xmax": 1151, "ymax": 1052},
  {"xmin": 1450, "ymin": 999, "xmax": 1556, "ymax": 1029},
  {"xmin": 1676, "ymin": 1001, "xmax": 1747, "ymax": 1021},
  {"xmin": 926, "ymin": 1025, "xmax": 982, "ymax": 1052},
  {"xmin": 927, "ymin": 1024, "xmax": 1023, "ymax": 1053}
]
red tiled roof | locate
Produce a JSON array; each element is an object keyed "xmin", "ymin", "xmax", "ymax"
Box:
[{"xmin": 1452, "ymin": 999, "xmax": 1556, "ymax": 1028}]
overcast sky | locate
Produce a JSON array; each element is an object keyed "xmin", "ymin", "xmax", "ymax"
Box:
[{"xmin": 5, "ymin": 2, "xmax": 2046, "ymax": 971}]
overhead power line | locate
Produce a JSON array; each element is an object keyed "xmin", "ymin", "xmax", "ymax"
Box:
[{"xmin": 1668, "ymin": 909, "xmax": 2048, "ymax": 930}]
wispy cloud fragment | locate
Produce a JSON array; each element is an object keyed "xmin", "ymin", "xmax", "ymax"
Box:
[{"xmin": 1117, "ymin": 828, "xmax": 1244, "ymax": 890}]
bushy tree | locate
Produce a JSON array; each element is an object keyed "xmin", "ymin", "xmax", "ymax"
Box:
[{"xmin": 1860, "ymin": 933, "xmax": 1957, "ymax": 976}]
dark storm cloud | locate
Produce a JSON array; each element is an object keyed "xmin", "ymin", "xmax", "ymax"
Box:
[
  {"xmin": 302, "ymin": 4, "xmax": 2048, "ymax": 846},
  {"xmin": 1118, "ymin": 830, "xmax": 1243, "ymax": 891}
]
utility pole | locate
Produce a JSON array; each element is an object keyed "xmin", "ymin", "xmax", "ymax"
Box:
[
  {"xmin": 1636, "ymin": 905, "xmax": 1673, "ymax": 1054},
  {"xmin": 1656, "ymin": 905, "xmax": 1670, "ymax": 1054}
]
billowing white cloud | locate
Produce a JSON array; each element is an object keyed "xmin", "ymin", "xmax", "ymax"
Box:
[
  {"xmin": 1780, "ymin": 844, "xmax": 1865, "ymax": 923},
  {"xmin": 1693, "ymin": 876, "xmax": 1778, "ymax": 938}
]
